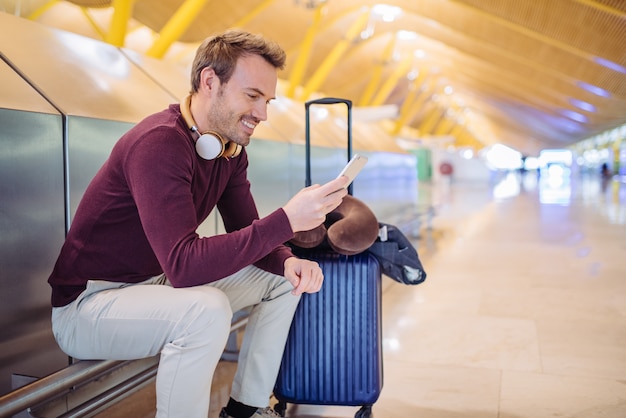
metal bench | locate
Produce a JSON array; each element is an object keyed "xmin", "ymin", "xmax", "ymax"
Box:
[{"xmin": 0, "ymin": 315, "xmax": 248, "ymax": 418}]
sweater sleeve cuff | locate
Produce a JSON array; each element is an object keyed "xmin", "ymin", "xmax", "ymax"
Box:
[
  {"xmin": 271, "ymin": 207, "xmax": 295, "ymax": 241},
  {"xmin": 254, "ymin": 208, "xmax": 295, "ymax": 275}
]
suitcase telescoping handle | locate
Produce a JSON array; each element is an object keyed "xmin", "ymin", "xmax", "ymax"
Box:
[{"xmin": 304, "ymin": 97, "xmax": 353, "ymax": 195}]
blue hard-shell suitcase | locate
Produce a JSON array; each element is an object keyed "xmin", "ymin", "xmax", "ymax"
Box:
[
  {"xmin": 273, "ymin": 98, "xmax": 383, "ymax": 418},
  {"xmin": 273, "ymin": 250, "xmax": 383, "ymax": 418}
]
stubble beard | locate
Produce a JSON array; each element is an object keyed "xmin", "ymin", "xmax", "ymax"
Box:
[{"xmin": 208, "ymin": 88, "xmax": 251, "ymax": 148}]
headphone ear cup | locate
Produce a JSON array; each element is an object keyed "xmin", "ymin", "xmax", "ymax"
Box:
[
  {"xmin": 180, "ymin": 95, "xmax": 241, "ymax": 160},
  {"xmin": 224, "ymin": 142, "xmax": 242, "ymax": 158},
  {"xmin": 196, "ymin": 133, "xmax": 226, "ymax": 160}
]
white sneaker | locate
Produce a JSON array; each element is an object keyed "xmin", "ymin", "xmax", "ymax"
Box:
[{"xmin": 251, "ymin": 407, "xmax": 282, "ymax": 417}]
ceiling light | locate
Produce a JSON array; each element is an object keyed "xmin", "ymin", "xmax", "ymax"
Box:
[
  {"xmin": 593, "ymin": 56, "xmax": 626, "ymax": 74},
  {"xmin": 560, "ymin": 109, "xmax": 588, "ymax": 123},
  {"xmin": 461, "ymin": 149, "xmax": 473, "ymax": 159},
  {"xmin": 371, "ymin": 4, "xmax": 403, "ymax": 22},
  {"xmin": 397, "ymin": 30, "xmax": 418, "ymax": 41},
  {"xmin": 311, "ymin": 107, "xmax": 329, "ymax": 120},
  {"xmin": 539, "ymin": 149, "xmax": 573, "ymax": 167},
  {"xmin": 360, "ymin": 22, "xmax": 375, "ymax": 40},
  {"xmin": 577, "ymin": 81, "xmax": 611, "ymax": 98},
  {"xmin": 294, "ymin": 0, "xmax": 327, "ymax": 9},
  {"xmin": 568, "ymin": 98, "xmax": 596, "ymax": 112},
  {"xmin": 483, "ymin": 144, "xmax": 522, "ymax": 170},
  {"xmin": 406, "ymin": 70, "xmax": 419, "ymax": 81}
]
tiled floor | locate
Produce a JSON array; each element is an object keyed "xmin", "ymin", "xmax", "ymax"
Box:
[{"xmin": 97, "ymin": 170, "xmax": 626, "ymax": 418}]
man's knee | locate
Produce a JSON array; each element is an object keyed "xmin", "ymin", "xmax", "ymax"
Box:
[{"xmin": 181, "ymin": 287, "xmax": 233, "ymax": 337}]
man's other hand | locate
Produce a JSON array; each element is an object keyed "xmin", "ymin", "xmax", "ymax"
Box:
[{"xmin": 284, "ymin": 257, "xmax": 324, "ymax": 296}]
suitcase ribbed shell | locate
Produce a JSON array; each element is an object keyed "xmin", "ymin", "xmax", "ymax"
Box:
[{"xmin": 275, "ymin": 251, "xmax": 383, "ymax": 406}]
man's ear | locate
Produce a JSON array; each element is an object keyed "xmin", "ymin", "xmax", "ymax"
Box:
[{"xmin": 199, "ymin": 67, "xmax": 218, "ymax": 93}]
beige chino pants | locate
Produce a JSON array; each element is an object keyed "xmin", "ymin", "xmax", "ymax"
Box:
[{"xmin": 51, "ymin": 265, "xmax": 301, "ymax": 418}]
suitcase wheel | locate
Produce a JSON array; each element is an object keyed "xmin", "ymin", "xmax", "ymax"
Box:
[
  {"xmin": 355, "ymin": 405, "xmax": 373, "ymax": 418},
  {"xmin": 273, "ymin": 400, "xmax": 287, "ymax": 417}
]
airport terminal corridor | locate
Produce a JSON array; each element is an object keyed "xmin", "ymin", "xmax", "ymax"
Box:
[
  {"xmin": 96, "ymin": 171, "xmax": 626, "ymax": 418},
  {"xmin": 2, "ymin": 4, "xmax": 626, "ymax": 417}
]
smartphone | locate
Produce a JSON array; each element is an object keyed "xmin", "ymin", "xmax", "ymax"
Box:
[{"xmin": 337, "ymin": 154, "xmax": 368, "ymax": 188}]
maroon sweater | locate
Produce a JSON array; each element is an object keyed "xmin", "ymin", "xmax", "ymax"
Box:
[{"xmin": 48, "ymin": 104, "xmax": 295, "ymax": 307}]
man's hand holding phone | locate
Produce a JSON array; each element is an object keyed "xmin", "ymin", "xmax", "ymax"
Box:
[
  {"xmin": 283, "ymin": 154, "xmax": 367, "ymax": 233},
  {"xmin": 283, "ymin": 177, "xmax": 348, "ymax": 233}
]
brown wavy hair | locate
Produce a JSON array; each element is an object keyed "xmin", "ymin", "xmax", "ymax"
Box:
[{"xmin": 190, "ymin": 29, "xmax": 286, "ymax": 93}]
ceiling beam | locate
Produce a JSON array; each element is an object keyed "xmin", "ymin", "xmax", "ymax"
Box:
[
  {"xmin": 105, "ymin": 0, "xmax": 133, "ymax": 46},
  {"xmin": 298, "ymin": 7, "xmax": 371, "ymax": 101},
  {"xmin": 358, "ymin": 33, "xmax": 396, "ymax": 106},
  {"xmin": 392, "ymin": 75, "xmax": 435, "ymax": 135},
  {"xmin": 370, "ymin": 54, "xmax": 412, "ymax": 106},
  {"xmin": 27, "ymin": 0, "xmax": 59, "ymax": 20},
  {"xmin": 146, "ymin": 0, "xmax": 210, "ymax": 58},
  {"xmin": 285, "ymin": 1, "xmax": 327, "ymax": 98},
  {"xmin": 233, "ymin": 0, "xmax": 276, "ymax": 27},
  {"xmin": 418, "ymin": 105, "xmax": 445, "ymax": 136}
]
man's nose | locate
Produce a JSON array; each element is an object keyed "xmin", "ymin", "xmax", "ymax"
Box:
[{"xmin": 252, "ymin": 102, "xmax": 268, "ymax": 122}]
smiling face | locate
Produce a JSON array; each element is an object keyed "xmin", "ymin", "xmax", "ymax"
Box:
[{"xmin": 205, "ymin": 54, "xmax": 278, "ymax": 147}]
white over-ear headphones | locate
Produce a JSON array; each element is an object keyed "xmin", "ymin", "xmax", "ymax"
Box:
[{"xmin": 180, "ymin": 95, "xmax": 242, "ymax": 160}]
